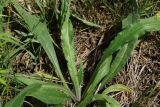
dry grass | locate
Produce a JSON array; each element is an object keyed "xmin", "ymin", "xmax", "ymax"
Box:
[
  {"xmin": 73, "ymin": 1, "xmax": 160, "ymax": 107},
  {"xmin": 112, "ymin": 34, "xmax": 160, "ymax": 107}
]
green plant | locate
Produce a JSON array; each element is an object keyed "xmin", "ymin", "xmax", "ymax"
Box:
[{"xmin": 2, "ymin": 0, "xmax": 160, "ymax": 107}]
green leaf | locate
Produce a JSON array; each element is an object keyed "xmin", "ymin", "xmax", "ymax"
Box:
[
  {"xmin": 103, "ymin": 84, "xmax": 133, "ymax": 95},
  {"xmin": 0, "ymin": 69, "xmax": 8, "ymax": 74},
  {"xmin": 99, "ymin": 16, "xmax": 160, "ymax": 63},
  {"xmin": 6, "ymin": 45, "xmax": 25, "ymax": 59},
  {"xmin": 71, "ymin": 14, "xmax": 102, "ymax": 28},
  {"xmin": 79, "ymin": 15, "xmax": 160, "ymax": 107},
  {"xmin": 4, "ymin": 83, "xmax": 41, "ymax": 107},
  {"xmin": 15, "ymin": 74, "xmax": 46, "ymax": 85},
  {"xmin": 92, "ymin": 94, "xmax": 121, "ymax": 107},
  {"xmin": 12, "ymin": 2, "xmax": 67, "ymax": 87},
  {"xmin": 100, "ymin": 40, "xmax": 138, "ymax": 87},
  {"xmin": 0, "ymin": 33, "xmax": 22, "ymax": 46},
  {"xmin": 78, "ymin": 60, "xmax": 84, "ymax": 85},
  {"xmin": 106, "ymin": 103, "xmax": 112, "ymax": 107},
  {"xmin": 89, "ymin": 55, "xmax": 112, "ymax": 88},
  {"xmin": 0, "ymin": 78, "xmax": 6, "ymax": 85},
  {"xmin": 60, "ymin": 0, "xmax": 80, "ymax": 99},
  {"xmin": 122, "ymin": 13, "xmax": 139, "ymax": 29},
  {"xmin": 55, "ymin": 105, "xmax": 63, "ymax": 107},
  {"xmin": 15, "ymin": 74, "xmax": 76, "ymax": 101},
  {"xmin": 78, "ymin": 56, "xmax": 112, "ymax": 107},
  {"xmin": 29, "ymin": 84, "xmax": 71, "ymax": 105}
]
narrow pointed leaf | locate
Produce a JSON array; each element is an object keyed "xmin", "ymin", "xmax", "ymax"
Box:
[
  {"xmin": 60, "ymin": 0, "xmax": 80, "ymax": 99},
  {"xmin": 29, "ymin": 84, "xmax": 71, "ymax": 104},
  {"xmin": 100, "ymin": 40, "xmax": 138, "ymax": 87},
  {"xmin": 103, "ymin": 84, "xmax": 133, "ymax": 95},
  {"xmin": 99, "ymin": 16, "xmax": 160, "ymax": 65},
  {"xmin": 15, "ymin": 74, "xmax": 76, "ymax": 101},
  {"xmin": 12, "ymin": 2, "xmax": 67, "ymax": 87},
  {"xmin": 71, "ymin": 14, "xmax": 102, "ymax": 28},
  {"xmin": 78, "ymin": 56, "xmax": 112, "ymax": 107}
]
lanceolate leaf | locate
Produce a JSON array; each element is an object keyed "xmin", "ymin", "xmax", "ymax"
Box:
[
  {"xmin": 4, "ymin": 83, "xmax": 41, "ymax": 107},
  {"xmin": 71, "ymin": 14, "xmax": 102, "ymax": 28},
  {"xmin": 78, "ymin": 56, "xmax": 112, "ymax": 107},
  {"xmin": 100, "ymin": 40, "xmax": 138, "ymax": 88},
  {"xmin": 60, "ymin": 0, "xmax": 80, "ymax": 99},
  {"xmin": 15, "ymin": 74, "xmax": 46, "ymax": 85},
  {"xmin": 92, "ymin": 94, "xmax": 121, "ymax": 107},
  {"xmin": 103, "ymin": 84, "xmax": 133, "ymax": 95},
  {"xmin": 12, "ymin": 2, "xmax": 67, "ymax": 87},
  {"xmin": 4, "ymin": 82, "xmax": 71, "ymax": 106},
  {"xmin": 79, "ymin": 15, "xmax": 160, "ymax": 107},
  {"xmin": 99, "ymin": 16, "xmax": 160, "ymax": 65},
  {"xmin": 29, "ymin": 84, "xmax": 71, "ymax": 105},
  {"xmin": 88, "ymin": 56, "xmax": 112, "ymax": 89},
  {"xmin": 15, "ymin": 74, "xmax": 76, "ymax": 101}
]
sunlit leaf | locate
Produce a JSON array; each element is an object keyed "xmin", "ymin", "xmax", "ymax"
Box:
[
  {"xmin": 0, "ymin": 78, "xmax": 6, "ymax": 85},
  {"xmin": 103, "ymin": 84, "xmax": 133, "ymax": 95},
  {"xmin": 29, "ymin": 84, "xmax": 71, "ymax": 104},
  {"xmin": 0, "ymin": 69, "xmax": 8, "ymax": 74}
]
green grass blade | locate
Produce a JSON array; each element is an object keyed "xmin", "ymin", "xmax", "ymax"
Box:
[
  {"xmin": 60, "ymin": 0, "xmax": 80, "ymax": 100},
  {"xmin": 4, "ymin": 83, "xmax": 41, "ymax": 107},
  {"xmin": 103, "ymin": 84, "xmax": 133, "ymax": 95},
  {"xmin": 12, "ymin": 2, "xmax": 67, "ymax": 87},
  {"xmin": 71, "ymin": 14, "xmax": 102, "ymax": 28},
  {"xmin": 0, "ymin": 33, "xmax": 22, "ymax": 46}
]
